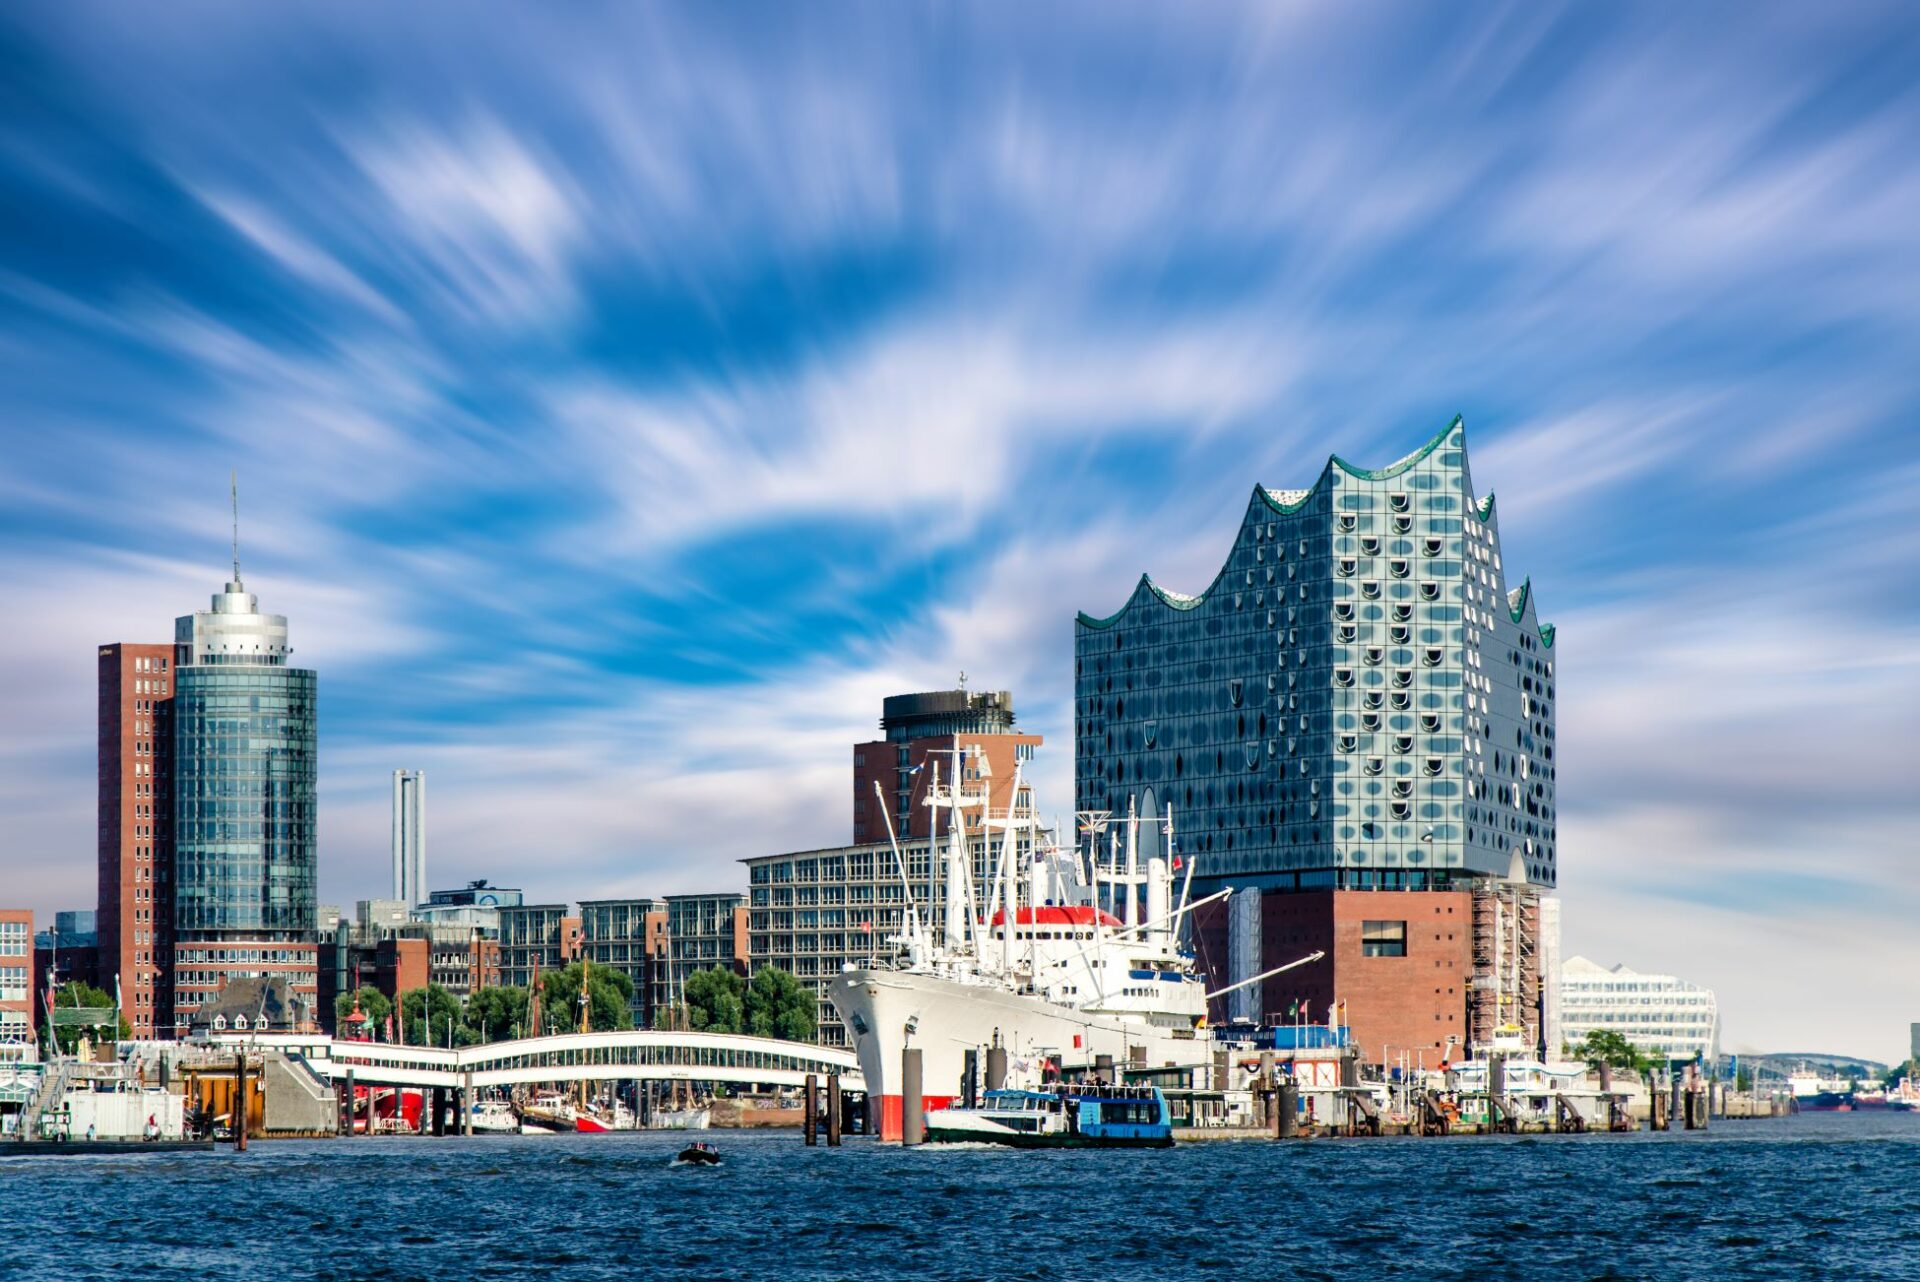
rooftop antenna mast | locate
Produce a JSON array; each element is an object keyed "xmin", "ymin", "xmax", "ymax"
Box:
[{"xmin": 230, "ymin": 470, "xmax": 243, "ymax": 587}]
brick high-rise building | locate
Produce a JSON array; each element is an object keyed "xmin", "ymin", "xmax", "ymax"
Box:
[
  {"xmin": 97, "ymin": 641, "xmax": 176, "ymax": 1038},
  {"xmin": 852, "ymin": 688, "xmax": 1042, "ymax": 844}
]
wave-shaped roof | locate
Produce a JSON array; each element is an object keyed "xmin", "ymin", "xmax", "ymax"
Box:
[{"xmin": 1077, "ymin": 416, "xmax": 1554, "ymax": 647}]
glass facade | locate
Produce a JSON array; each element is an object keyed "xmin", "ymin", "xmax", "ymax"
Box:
[
  {"xmin": 1559, "ymin": 955, "xmax": 1718, "ymax": 1062},
  {"xmin": 664, "ymin": 893, "xmax": 746, "ymax": 991},
  {"xmin": 1075, "ymin": 418, "xmax": 1556, "ymax": 897},
  {"xmin": 172, "ymin": 665, "xmax": 318, "ymax": 939}
]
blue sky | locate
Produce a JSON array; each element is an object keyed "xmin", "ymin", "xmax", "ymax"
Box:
[{"xmin": 1, "ymin": 3, "xmax": 1915, "ymax": 1060}]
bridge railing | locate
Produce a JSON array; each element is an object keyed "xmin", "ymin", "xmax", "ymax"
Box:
[{"xmin": 207, "ymin": 1028, "xmax": 863, "ymax": 1092}]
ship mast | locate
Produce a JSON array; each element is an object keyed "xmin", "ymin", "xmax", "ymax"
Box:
[{"xmin": 874, "ymin": 781, "xmax": 926, "ymax": 965}]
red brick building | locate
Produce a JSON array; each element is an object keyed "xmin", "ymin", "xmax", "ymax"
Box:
[
  {"xmin": 853, "ymin": 689, "xmax": 1042, "ymax": 844},
  {"xmin": 1197, "ymin": 889, "xmax": 1474, "ymax": 1067},
  {"xmin": 0, "ymin": 908, "xmax": 34, "ymax": 1046},
  {"xmin": 96, "ymin": 642, "xmax": 175, "ymax": 1039},
  {"xmin": 1195, "ymin": 879, "xmax": 1549, "ymax": 1067}
]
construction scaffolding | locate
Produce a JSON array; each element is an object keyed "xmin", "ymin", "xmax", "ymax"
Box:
[{"xmin": 1469, "ymin": 878, "xmax": 1541, "ymax": 1057}]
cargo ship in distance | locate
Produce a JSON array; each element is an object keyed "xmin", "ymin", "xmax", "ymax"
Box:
[{"xmin": 828, "ymin": 750, "xmax": 1319, "ymax": 1140}]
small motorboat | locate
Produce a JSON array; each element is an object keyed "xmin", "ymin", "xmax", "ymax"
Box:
[{"xmin": 673, "ymin": 1141, "xmax": 721, "ymax": 1167}]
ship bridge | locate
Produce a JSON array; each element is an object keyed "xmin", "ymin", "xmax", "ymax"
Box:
[{"xmin": 207, "ymin": 1029, "xmax": 864, "ymax": 1093}]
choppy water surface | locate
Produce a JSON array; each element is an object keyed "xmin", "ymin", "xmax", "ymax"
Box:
[{"xmin": 3, "ymin": 1112, "xmax": 1916, "ymax": 1280}]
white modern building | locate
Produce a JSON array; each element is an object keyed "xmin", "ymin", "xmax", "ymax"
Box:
[
  {"xmin": 1559, "ymin": 955, "xmax": 1718, "ymax": 1063},
  {"xmin": 391, "ymin": 769, "xmax": 426, "ymax": 907}
]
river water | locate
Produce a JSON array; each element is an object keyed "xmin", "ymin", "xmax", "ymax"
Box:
[{"xmin": 3, "ymin": 1112, "xmax": 1915, "ymax": 1280}]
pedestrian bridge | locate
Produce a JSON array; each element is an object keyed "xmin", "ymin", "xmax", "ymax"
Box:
[{"xmin": 208, "ymin": 1029, "xmax": 864, "ymax": 1094}]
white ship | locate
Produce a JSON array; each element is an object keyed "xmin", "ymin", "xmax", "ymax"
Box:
[{"xmin": 829, "ymin": 751, "xmax": 1316, "ymax": 1139}]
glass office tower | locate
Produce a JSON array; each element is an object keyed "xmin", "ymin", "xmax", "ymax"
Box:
[
  {"xmin": 169, "ymin": 573, "xmax": 319, "ymax": 1031},
  {"xmin": 1074, "ymin": 417, "xmax": 1557, "ymax": 898}
]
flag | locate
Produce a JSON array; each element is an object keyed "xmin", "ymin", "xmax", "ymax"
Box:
[
  {"xmin": 1171, "ymin": 855, "xmax": 1182, "ymax": 871},
  {"xmin": 1073, "ymin": 1033, "xmax": 1083, "ymax": 1049},
  {"xmin": 862, "ymin": 920, "xmax": 872, "ymax": 934}
]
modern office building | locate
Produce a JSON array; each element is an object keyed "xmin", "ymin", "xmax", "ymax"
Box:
[
  {"xmin": 168, "ymin": 560, "xmax": 320, "ymax": 1034},
  {"xmin": 663, "ymin": 893, "xmax": 748, "ymax": 994},
  {"xmin": 1558, "ymin": 956, "xmax": 1720, "ymax": 1063},
  {"xmin": 1078, "ymin": 418, "xmax": 1559, "ymax": 1061},
  {"xmin": 578, "ymin": 897, "xmax": 669, "ymax": 1028},
  {"xmin": 496, "ymin": 904, "xmax": 581, "ymax": 992},
  {"xmin": 852, "ymin": 688, "xmax": 1042, "ymax": 843},
  {"xmin": 411, "ymin": 880, "xmax": 521, "ymax": 932},
  {"xmin": 97, "ymin": 641, "xmax": 176, "ymax": 1038},
  {"xmin": 391, "ymin": 769, "xmax": 426, "ymax": 907},
  {"xmin": 0, "ymin": 909, "xmax": 33, "ymax": 1045},
  {"xmin": 35, "ymin": 911, "xmax": 97, "ymax": 951}
]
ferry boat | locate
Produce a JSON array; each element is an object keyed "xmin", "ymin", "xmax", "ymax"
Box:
[
  {"xmin": 829, "ymin": 759, "xmax": 1319, "ymax": 1140},
  {"xmin": 924, "ymin": 1084, "xmax": 1174, "ymax": 1149}
]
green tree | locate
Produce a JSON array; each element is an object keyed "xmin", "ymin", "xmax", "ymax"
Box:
[
  {"xmin": 334, "ymin": 986, "xmax": 392, "ymax": 1034},
  {"xmin": 46, "ymin": 981, "xmax": 130, "ymax": 1054},
  {"xmin": 538, "ymin": 962, "xmax": 633, "ymax": 1034},
  {"xmin": 1575, "ymin": 1030, "xmax": 1649, "ymax": 1078},
  {"xmin": 399, "ymin": 984, "xmax": 474, "ymax": 1047},
  {"xmin": 744, "ymin": 966, "xmax": 817, "ymax": 1043},
  {"xmin": 679, "ymin": 967, "xmax": 746, "ymax": 1033},
  {"xmin": 463, "ymin": 985, "xmax": 530, "ymax": 1042}
]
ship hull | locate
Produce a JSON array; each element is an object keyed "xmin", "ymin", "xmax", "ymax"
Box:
[{"xmin": 828, "ymin": 969, "xmax": 1208, "ymax": 1141}]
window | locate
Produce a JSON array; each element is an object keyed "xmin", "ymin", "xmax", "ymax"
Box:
[
  {"xmin": 1389, "ymin": 493, "xmax": 1409, "ymax": 512},
  {"xmin": 1338, "ymin": 559, "xmax": 1356, "ymax": 578},
  {"xmin": 1333, "ymin": 668, "xmax": 1354, "ymax": 688},
  {"xmin": 1420, "ymin": 582, "xmax": 1441, "ymax": 601},
  {"xmin": 1423, "ymin": 538, "xmax": 1444, "ymax": 557},
  {"xmin": 1361, "ymin": 920, "xmax": 1407, "ymax": 957},
  {"xmin": 1389, "ymin": 559, "xmax": 1410, "ymax": 578},
  {"xmin": 1360, "ymin": 537, "xmax": 1380, "ymax": 555}
]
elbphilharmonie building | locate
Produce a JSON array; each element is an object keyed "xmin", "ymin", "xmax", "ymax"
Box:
[{"xmin": 1075, "ymin": 416, "xmax": 1557, "ymax": 897}]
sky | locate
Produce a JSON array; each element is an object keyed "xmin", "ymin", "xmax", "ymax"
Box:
[{"xmin": 1, "ymin": 3, "xmax": 1915, "ymax": 1062}]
